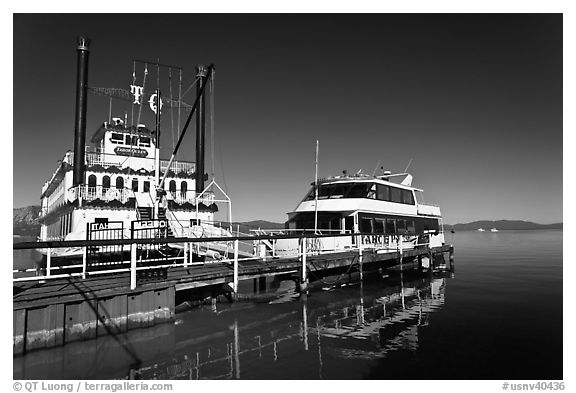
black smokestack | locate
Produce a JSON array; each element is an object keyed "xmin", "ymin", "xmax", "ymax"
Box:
[
  {"xmin": 195, "ymin": 65, "xmax": 207, "ymax": 194},
  {"xmin": 73, "ymin": 36, "xmax": 90, "ymax": 187}
]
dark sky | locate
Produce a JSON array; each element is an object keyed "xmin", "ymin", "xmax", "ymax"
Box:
[{"xmin": 13, "ymin": 14, "xmax": 562, "ymax": 224}]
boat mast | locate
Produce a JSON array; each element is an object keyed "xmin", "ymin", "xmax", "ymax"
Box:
[
  {"xmin": 155, "ymin": 62, "xmax": 161, "ymax": 190},
  {"xmin": 314, "ymin": 139, "xmax": 319, "ymax": 234},
  {"xmin": 73, "ymin": 36, "xmax": 90, "ymax": 187},
  {"xmin": 195, "ymin": 65, "xmax": 208, "ymax": 195},
  {"xmin": 154, "ymin": 88, "xmax": 161, "ymax": 216}
]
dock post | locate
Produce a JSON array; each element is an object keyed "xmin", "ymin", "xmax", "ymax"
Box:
[
  {"xmin": 46, "ymin": 248, "xmax": 51, "ymax": 277},
  {"xmin": 188, "ymin": 243, "xmax": 200, "ymax": 265},
  {"xmin": 130, "ymin": 243, "xmax": 137, "ymax": 290},
  {"xmin": 358, "ymin": 235, "xmax": 363, "ymax": 281},
  {"xmin": 301, "ymin": 237, "xmax": 308, "ymax": 292},
  {"xmin": 302, "ymin": 301, "xmax": 309, "ymax": 351},
  {"xmin": 233, "ymin": 239, "xmax": 239, "ymax": 294},
  {"xmin": 428, "ymin": 250, "xmax": 434, "ymax": 276},
  {"xmin": 233, "ymin": 319, "xmax": 240, "ymax": 379},
  {"xmin": 184, "ymin": 242, "xmax": 189, "ymax": 267},
  {"xmin": 82, "ymin": 246, "xmax": 87, "ymax": 279},
  {"xmin": 399, "ymin": 236, "xmax": 403, "ymax": 271}
]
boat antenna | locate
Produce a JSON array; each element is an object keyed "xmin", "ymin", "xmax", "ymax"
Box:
[
  {"xmin": 371, "ymin": 160, "xmax": 381, "ymax": 177},
  {"xmin": 130, "ymin": 61, "xmax": 136, "ymax": 128},
  {"xmin": 314, "ymin": 139, "xmax": 319, "ymax": 234},
  {"xmin": 404, "ymin": 158, "xmax": 413, "ymax": 173},
  {"xmin": 168, "ymin": 67, "xmax": 175, "ymax": 152},
  {"xmin": 177, "ymin": 69, "xmax": 182, "ymax": 160}
]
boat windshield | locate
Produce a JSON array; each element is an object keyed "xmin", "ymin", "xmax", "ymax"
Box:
[{"xmin": 303, "ymin": 182, "xmax": 415, "ymax": 205}]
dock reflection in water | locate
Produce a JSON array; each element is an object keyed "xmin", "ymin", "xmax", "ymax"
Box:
[{"xmin": 13, "ymin": 272, "xmax": 450, "ymax": 380}]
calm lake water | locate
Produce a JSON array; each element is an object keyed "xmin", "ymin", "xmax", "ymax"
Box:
[{"xmin": 13, "ymin": 230, "xmax": 563, "ymax": 380}]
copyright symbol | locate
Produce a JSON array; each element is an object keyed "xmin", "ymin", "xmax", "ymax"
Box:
[{"xmin": 13, "ymin": 382, "xmax": 22, "ymax": 391}]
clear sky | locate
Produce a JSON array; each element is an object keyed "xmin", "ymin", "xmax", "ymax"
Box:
[{"xmin": 12, "ymin": 13, "xmax": 562, "ymax": 224}]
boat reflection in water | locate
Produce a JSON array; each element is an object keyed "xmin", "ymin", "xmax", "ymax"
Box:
[{"xmin": 14, "ymin": 272, "xmax": 450, "ymax": 380}]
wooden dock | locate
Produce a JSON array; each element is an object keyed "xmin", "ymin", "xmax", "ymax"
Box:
[{"xmin": 13, "ymin": 232, "xmax": 454, "ymax": 355}]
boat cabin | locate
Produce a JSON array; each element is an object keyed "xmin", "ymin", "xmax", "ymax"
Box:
[{"xmin": 286, "ymin": 176, "xmax": 442, "ymax": 237}]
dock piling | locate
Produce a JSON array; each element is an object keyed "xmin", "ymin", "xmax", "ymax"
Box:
[
  {"xmin": 82, "ymin": 247, "xmax": 87, "ymax": 279},
  {"xmin": 399, "ymin": 237, "xmax": 403, "ymax": 271},
  {"xmin": 46, "ymin": 248, "xmax": 51, "ymax": 277},
  {"xmin": 358, "ymin": 236, "xmax": 364, "ymax": 281},
  {"xmin": 300, "ymin": 238, "xmax": 308, "ymax": 292},
  {"xmin": 184, "ymin": 243, "xmax": 189, "ymax": 267},
  {"xmin": 130, "ymin": 243, "xmax": 137, "ymax": 290},
  {"xmin": 233, "ymin": 239, "xmax": 239, "ymax": 293}
]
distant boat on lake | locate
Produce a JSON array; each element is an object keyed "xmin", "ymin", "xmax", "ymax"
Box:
[
  {"xmin": 477, "ymin": 228, "xmax": 486, "ymax": 232},
  {"xmin": 490, "ymin": 228, "xmax": 499, "ymax": 232}
]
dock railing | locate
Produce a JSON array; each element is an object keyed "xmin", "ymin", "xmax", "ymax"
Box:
[{"xmin": 14, "ymin": 231, "xmax": 435, "ymax": 291}]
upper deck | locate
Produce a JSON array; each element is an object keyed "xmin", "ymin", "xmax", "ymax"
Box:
[
  {"xmin": 41, "ymin": 118, "xmax": 196, "ymax": 198},
  {"xmin": 292, "ymin": 174, "xmax": 442, "ymax": 218}
]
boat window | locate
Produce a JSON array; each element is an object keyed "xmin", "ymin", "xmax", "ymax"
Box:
[
  {"xmin": 376, "ymin": 184, "xmax": 390, "ymax": 201},
  {"xmin": 417, "ymin": 217, "xmax": 439, "ymax": 233},
  {"xmin": 385, "ymin": 219, "xmax": 396, "ymax": 234},
  {"xmin": 374, "ymin": 218, "xmax": 386, "ymax": 233},
  {"xmin": 318, "ymin": 185, "xmax": 332, "ymax": 199},
  {"xmin": 102, "ymin": 176, "xmax": 111, "ymax": 189},
  {"xmin": 414, "ymin": 190, "xmax": 426, "ymax": 204},
  {"xmin": 116, "ymin": 177, "xmax": 124, "ymax": 189},
  {"xmin": 288, "ymin": 212, "xmax": 344, "ymax": 232},
  {"xmin": 390, "ymin": 187, "xmax": 402, "ymax": 203},
  {"xmin": 406, "ymin": 220, "xmax": 416, "ymax": 233},
  {"xmin": 132, "ymin": 179, "xmax": 139, "ymax": 192},
  {"xmin": 346, "ymin": 183, "xmax": 369, "ymax": 198},
  {"xmin": 88, "ymin": 175, "xmax": 97, "ymax": 188},
  {"xmin": 181, "ymin": 181, "xmax": 187, "ymax": 197},
  {"xmin": 397, "ymin": 219, "xmax": 407, "ymax": 234},
  {"xmin": 359, "ymin": 217, "xmax": 373, "ymax": 233},
  {"xmin": 125, "ymin": 135, "xmax": 138, "ymax": 146},
  {"xmin": 110, "ymin": 133, "xmax": 124, "ymax": 144},
  {"xmin": 143, "ymin": 181, "xmax": 150, "ymax": 193},
  {"xmin": 139, "ymin": 136, "xmax": 151, "ymax": 147},
  {"xmin": 328, "ymin": 216, "xmax": 342, "ymax": 231},
  {"xmin": 402, "ymin": 189, "xmax": 415, "ymax": 205},
  {"xmin": 329, "ymin": 184, "xmax": 347, "ymax": 199},
  {"xmin": 345, "ymin": 216, "xmax": 354, "ymax": 232},
  {"xmin": 169, "ymin": 180, "xmax": 176, "ymax": 193}
]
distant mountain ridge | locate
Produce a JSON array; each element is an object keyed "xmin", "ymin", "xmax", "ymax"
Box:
[
  {"xmin": 231, "ymin": 220, "xmax": 285, "ymax": 234},
  {"xmin": 13, "ymin": 205, "xmax": 41, "ymax": 236},
  {"xmin": 444, "ymin": 220, "xmax": 562, "ymax": 231}
]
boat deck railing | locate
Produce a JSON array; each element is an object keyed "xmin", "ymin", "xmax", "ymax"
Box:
[
  {"xmin": 416, "ymin": 203, "xmax": 442, "ymax": 217},
  {"xmin": 84, "ymin": 150, "xmax": 196, "ymax": 174},
  {"xmin": 73, "ymin": 185, "xmax": 135, "ymax": 203},
  {"xmin": 13, "ymin": 232, "xmax": 434, "ymax": 290}
]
